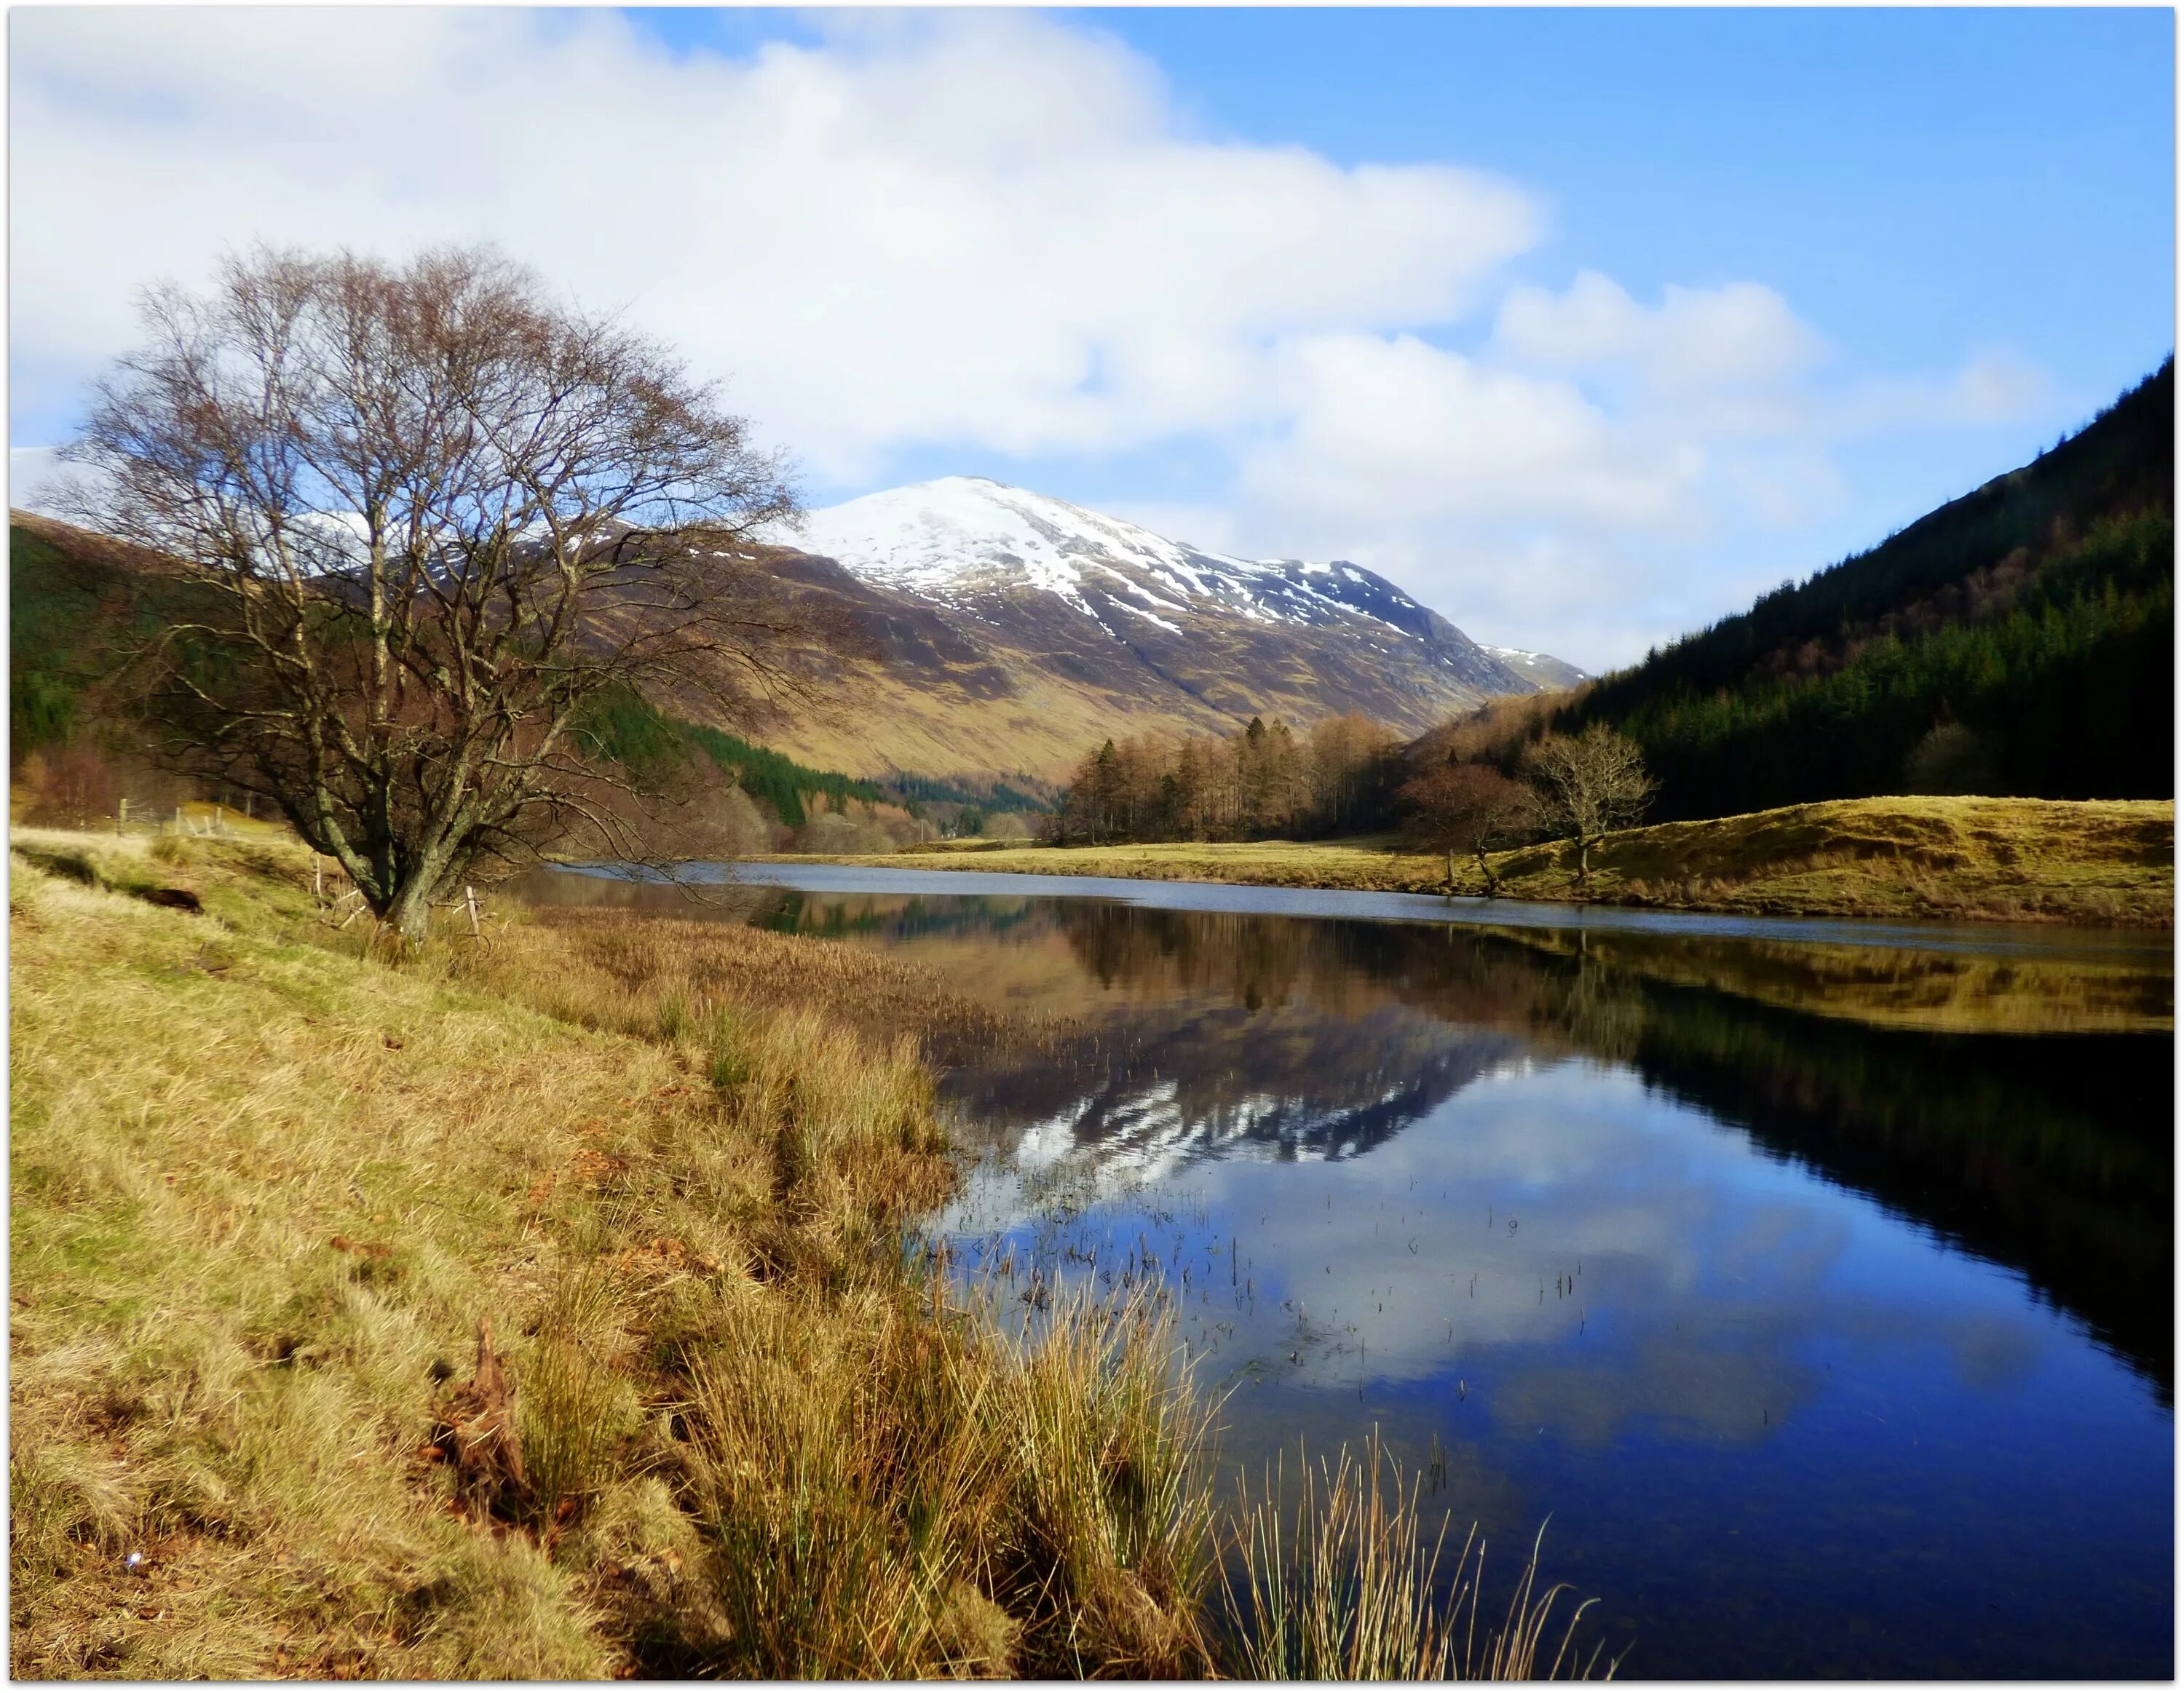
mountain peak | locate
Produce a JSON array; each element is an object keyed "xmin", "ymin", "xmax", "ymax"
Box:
[
  {"xmin": 786, "ymin": 476, "xmax": 1580, "ymax": 745},
  {"xmin": 794, "ymin": 477, "xmax": 1233, "ymax": 616}
]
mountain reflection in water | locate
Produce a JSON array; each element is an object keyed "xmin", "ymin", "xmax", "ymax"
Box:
[
  {"xmin": 522, "ymin": 869, "xmax": 2172, "ymax": 1678},
  {"xmin": 812, "ymin": 895, "xmax": 2169, "ymax": 1395}
]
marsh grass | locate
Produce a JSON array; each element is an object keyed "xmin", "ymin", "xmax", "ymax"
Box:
[
  {"xmin": 1224, "ymin": 1438, "xmax": 1611, "ymax": 1681},
  {"xmin": 661, "ymin": 1281, "xmax": 1216, "ymax": 1678}
]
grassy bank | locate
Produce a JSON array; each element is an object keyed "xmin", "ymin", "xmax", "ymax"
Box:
[
  {"xmin": 9, "ymin": 829, "xmax": 1597, "ymax": 1678},
  {"xmin": 9, "ymin": 830, "xmax": 1213, "ymax": 1677},
  {"xmin": 826, "ymin": 797, "xmax": 2174, "ymax": 929}
]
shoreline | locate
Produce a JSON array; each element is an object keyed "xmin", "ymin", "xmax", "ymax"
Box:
[
  {"xmin": 769, "ymin": 795, "xmax": 2175, "ymax": 931},
  {"xmin": 8, "ymin": 830, "xmax": 1208, "ymax": 1677},
  {"xmin": 14, "ymin": 827, "xmax": 1598, "ymax": 1679}
]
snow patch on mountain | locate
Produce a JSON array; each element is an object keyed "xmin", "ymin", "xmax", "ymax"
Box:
[
  {"xmin": 781, "ymin": 475, "xmax": 1581, "ymax": 712},
  {"xmin": 794, "ymin": 477, "xmax": 1417, "ymax": 635}
]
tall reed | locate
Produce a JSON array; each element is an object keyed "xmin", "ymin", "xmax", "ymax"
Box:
[
  {"xmin": 670, "ymin": 1282, "xmax": 1216, "ymax": 1678},
  {"xmin": 1222, "ymin": 1435, "xmax": 1612, "ymax": 1680}
]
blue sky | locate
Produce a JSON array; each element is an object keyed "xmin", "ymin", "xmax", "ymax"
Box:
[{"xmin": 11, "ymin": 8, "xmax": 2174, "ymax": 668}]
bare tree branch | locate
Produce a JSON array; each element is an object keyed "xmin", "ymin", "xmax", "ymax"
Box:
[{"xmin": 62, "ymin": 243, "xmax": 810, "ymax": 940}]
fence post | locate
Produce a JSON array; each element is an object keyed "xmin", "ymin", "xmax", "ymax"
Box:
[
  {"xmin": 314, "ymin": 858, "xmax": 324, "ymax": 903},
  {"xmin": 464, "ymin": 886, "xmax": 480, "ymax": 939},
  {"xmin": 117, "ymin": 797, "xmax": 127, "ymax": 836}
]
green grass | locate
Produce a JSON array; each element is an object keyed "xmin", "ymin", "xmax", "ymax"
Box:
[{"xmin": 826, "ymin": 796, "xmax": 2174, "ymax": 929}]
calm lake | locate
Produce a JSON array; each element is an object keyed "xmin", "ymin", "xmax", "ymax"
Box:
[{"xmin": 528, "ymin": 863, "xmax": 2174, "ymax": 1679}]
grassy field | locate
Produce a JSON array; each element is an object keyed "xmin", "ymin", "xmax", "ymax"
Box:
[
  {"xmin": 10, "ymin": 828, "xmax": 1594, "ymax": 1679},
  {"xmin": 833, "ymin": 797, "xmax": 2175, "ymax": 929}
]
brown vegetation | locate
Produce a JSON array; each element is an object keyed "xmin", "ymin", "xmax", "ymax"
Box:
[
  {"xmin": 1053, "ymin": 713, "xmax": 1400, "ymax": 844},
  {"xmin": 845, "ymin": 796, "xmax": 2175, "ymax": 931},
  {"xmin": 1398, "ymin": 762, "xmax": 1536, "ymax": 895},
  {"xmin": 9, "ymin": 830, "xmax": 1214, "ymax": 1676},
  {"xmin": 12, "ymin": 828, "xmax": 1602, "ymax": 1678}
]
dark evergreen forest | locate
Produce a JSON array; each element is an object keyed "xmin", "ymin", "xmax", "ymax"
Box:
[{"xmin": 1561, "ymin": 360, "xmax": 2173, "ymax": 820}]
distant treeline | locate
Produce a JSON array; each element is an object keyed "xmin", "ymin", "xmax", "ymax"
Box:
[
  {"xmin": 1430, "ymin": 358, "xmax": 2175, "ymax": 822},
  {"xmin": 886, "ymin": 771, "xmax": 1057, "ymax": 818},
  {"xmin": 1053, "ymin": 713, "xmax": 1401, "ymax": 844}
]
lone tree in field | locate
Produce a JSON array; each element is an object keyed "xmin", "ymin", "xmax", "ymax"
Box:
[
  {"xmin": 63, "ymin": 245, "xmax": 801, "ymax": 941},
  {"xmin": 1528, "ymin": 724, "xmax": 1656, "ymax": 884},
  {"xmin": 1398, "ymin": 759, "xmax": 1535, "ymax": 895}
]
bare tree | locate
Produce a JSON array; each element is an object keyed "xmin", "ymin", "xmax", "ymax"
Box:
[
  {"xmin": 1528, "ymin": 725, "xmax": 1656, "ymax": 884},
  {"xmin": 1399, "ymin": 759, "xmax": 1536, "ymax": 895},
  {"xmin": 63, "ymin": 245, "xmax": 806, "ymax": 940}
]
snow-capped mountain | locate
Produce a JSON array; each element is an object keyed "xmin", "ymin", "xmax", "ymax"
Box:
[
  {"xmin": 1480, "ymin": 643, "xmax": 1590, "ymax": 691},
  {"xmin": 794, "ymin": 477, "xmax": 1562, "ymax": 697},
  {"xmin": 756, "ymin": 476, "xmax": 1580, "ymax": 780}
]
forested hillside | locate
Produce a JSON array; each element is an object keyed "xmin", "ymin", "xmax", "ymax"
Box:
[{"xmin": 1563, "ymin": 360, "xmax": 2173, "ymax": 820}]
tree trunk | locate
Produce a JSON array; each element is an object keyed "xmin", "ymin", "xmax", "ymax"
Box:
[
  {"xmin": 385, "ymin": 880, "xmax": 440, "ymax": 946},
  {"xmin": 1474, "ymin": 846, "xmax": 1499, "ymax": 897}
]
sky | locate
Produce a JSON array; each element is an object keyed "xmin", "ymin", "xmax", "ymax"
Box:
[{"xmin": 9, "ymin": 7, "xmax": 2175, "ymax": 670}]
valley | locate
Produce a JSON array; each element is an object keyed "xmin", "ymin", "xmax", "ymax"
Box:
[{"xmin": 10, "ymin": 13, "xmax": 2175, "ymax": 1685}]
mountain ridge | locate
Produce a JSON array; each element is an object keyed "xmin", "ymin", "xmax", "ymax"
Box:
[{"xmin": 763, "ymin": 475, "xmax": 1579, "ymax": 778}]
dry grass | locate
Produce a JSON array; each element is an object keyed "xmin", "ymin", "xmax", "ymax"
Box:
[
  {"xmin": 830, "ymin": 796, "xmax": 2175, "ymax": 928},
  {"xmin": 671, "ymin": 1285, "xmax": 1216, "ymax": 1677},
  {"xmin": 476, "ymin": 903, "xmax": 1033, "ymax": 1070},
  {"xmin": 1224, "ymin": 1440, "xmax": 1611, "ymax": 1681},
  {"xmin": 1471, "ymin": 924, "xmax": 2172, "ymax": 1036},
  {"xmin": 12, "ymin": 827, "xmax": 1605, "ymax": 1680},
  {"xmin": 8, "ymin": 830, "xmax": 1210, "ymax": 1678}
]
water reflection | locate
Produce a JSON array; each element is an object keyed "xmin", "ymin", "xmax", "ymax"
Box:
[
  {"xmin": 785, "ymin": 894, "xmax": 2169, "ymax": 1397},
  {"xmin": 521, "ymin": 869, "xmax": 2174, "ymax": 1677}
]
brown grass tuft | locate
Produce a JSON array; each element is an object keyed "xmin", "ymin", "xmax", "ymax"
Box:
[{"xmin": 8, "ymin": 831, "xmax": 1222, "ymax": 1678}]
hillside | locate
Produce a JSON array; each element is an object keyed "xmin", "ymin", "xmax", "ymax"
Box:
[
  {"xmin": 5, "ymin": 515, "xmax": 933, "ymax": 849},
  {"xmin": 768, "ymin": 477, "xmax": 1577, "ymax": 780},
  {"xmin": 1554, "ymin": 360, "xmax": 2173, "ymax": 820},
  {"xmin": 12, "ymin": 479, "xmax": 1577, "ymax": 793}
]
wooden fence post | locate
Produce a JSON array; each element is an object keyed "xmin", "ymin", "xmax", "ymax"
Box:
[{"xmin": 464, "ymin": 886, "xmax": 480, "ymax": 939}]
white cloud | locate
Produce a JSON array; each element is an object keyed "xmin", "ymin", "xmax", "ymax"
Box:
[
  {"xmin": 8, "ymin": 7, "xmax": 2050, "ymax": 673},
  {"xmin": 9, "ymin": 7, "xmax": 1538, "ymax": 477},
  {"xmin": 1243, "ymin": 333, "xmax": 1706, "ymax": 531},
  {"xmin": 1495, "ymin": 270, "xmax": 1827, "ymax": 396}
]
